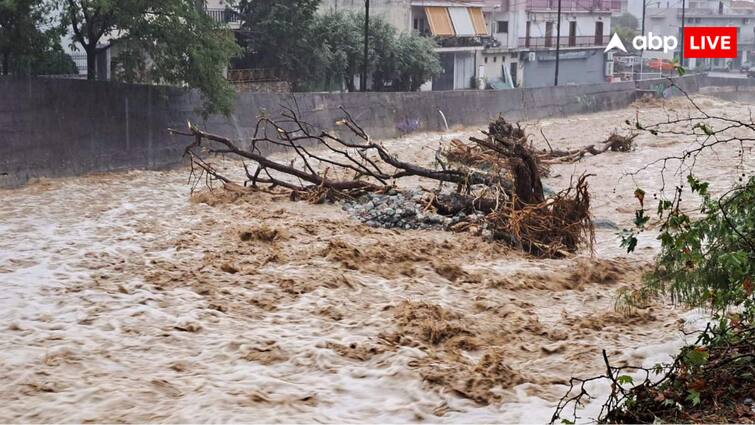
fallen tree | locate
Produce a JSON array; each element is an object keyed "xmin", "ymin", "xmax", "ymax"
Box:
[{"xmin": 169, "ymin": 107, "xmax": 600, "ymax": 257}]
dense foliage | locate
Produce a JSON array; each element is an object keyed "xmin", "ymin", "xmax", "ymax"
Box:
[
  {"xmin": 234, "ymin": 0, "xmax": 320, "ymax": 88},
  {"xmin": 235, "ymin": 3, "xmax": 441, "ymax": 92},
  {"xmin": 621, "ymin": 174, "xmax": 754, "ymax": 313},
  {"xmin": 0, "ymin": 0, "xmax": 76, "ymax": 76},
  {"xmin": 646, "ymin": 175, "xmax": 754, "ymax": 311}
]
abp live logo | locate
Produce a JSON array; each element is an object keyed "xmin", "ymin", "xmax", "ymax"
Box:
[
  {"xmin": 684, "ymin": 27, "xmax": 737, "ymax": 58},
  {"xmin": 605, "ymin": 27, "xmax": 737, "ymax": 58}
]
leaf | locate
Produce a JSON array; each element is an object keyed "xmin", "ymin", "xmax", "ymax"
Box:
[
  {"xmin": 691, "ymin": 177, "xmax": 709, "ymax": 195},
  {"xmin": 634, "ymin": 209, "xmax": 650, "ymax": 228},
  {"xmin": 634, "ymin": 188, "xmax": 646, "ymax": 207},
  {"xmin": 617, "ymin": 375, "xmax": 634, "ymax": 385},
  {"xmin": 620, "ymin": 233, "xmax": 638, "ymax": 253},
  {"xmin": 560, "ymin": 419, "xmax": 575, "ymax": 425},
  {"xmin": 686, "ymin": 389, "xmax": 701, "ymax": 406},
  {"xmin": 744, "ymin": 277, "xmax": 753, "ymax": 296},
  {"xmin": 685, "ymin": 348, "xmax": 709, "ymax": 366}
]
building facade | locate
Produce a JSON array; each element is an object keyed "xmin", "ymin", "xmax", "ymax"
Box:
[
  {"xmin": 644, "ymin": 0, "xmax": 755, "ymax": 69},
  {"xmin": 320, "ymin": 0, "xmax": 618, "ymax": 89},
  {"xmin": 480, "ymin": 0, "xmax": 618, "ymax": 87}
]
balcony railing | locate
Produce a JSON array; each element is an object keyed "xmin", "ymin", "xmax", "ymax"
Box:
[
  {"xmin": 227, "ymin": 68, "xmax": 281, "ymax": 83},
  {"xmin": 525, "ymin": 0, "xmax": 622, "ymax": 11},
  {"xmin": 519, "ymin": 35, "xmax": 606, "ymax": 48},
  {"xmin": 206, "ymin": 8, "xmax": 240, "ymax": 24}
]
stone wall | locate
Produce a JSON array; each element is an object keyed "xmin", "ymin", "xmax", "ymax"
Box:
[{"xmin": 0, "ymin": 73, "xmax": 738, "ymax": 188}]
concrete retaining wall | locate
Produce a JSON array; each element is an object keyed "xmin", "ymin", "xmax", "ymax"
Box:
[{"xmin": 0, "ymin": 73, "xmax": 735, "ymax": 187}]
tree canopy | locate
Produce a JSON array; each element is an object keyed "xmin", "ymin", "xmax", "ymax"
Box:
[
  {"xmin": 234, "ymin": 0, "xmax": 321, "ymax": 88},
  {"xmin": 0, "ymin": 0, "xmax": 75, "ymax": 76},
  {"xmin": 241, "ymin": 6, "xmax": 441, "ymax": 92}
]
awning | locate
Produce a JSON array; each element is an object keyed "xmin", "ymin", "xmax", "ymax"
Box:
[
  {"xmin": 468, "ymin": 7, "xmax": 488, "ymax": 36},
  {"xmin": 448, "ymin": 7, "xmax": 475, "ymax": 36},
  {"xmin": 425, "ymin": 6, "xmax": 455, "ymax": 36},
  {"xmin": 424, "ymin": 6, "xmax": 488, "ymax": 37}
]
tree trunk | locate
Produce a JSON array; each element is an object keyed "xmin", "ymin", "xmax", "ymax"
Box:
[
  {"xmin": 1, "ymin": 52, "xmax": 9, "ymax": 75},
  {"xmin": 345, "ymin": 74, "xmax": 355, "ymax": 92},
  {"xmin": 86, "ymin": 49, "xmax": 96, "ymax": 80}
]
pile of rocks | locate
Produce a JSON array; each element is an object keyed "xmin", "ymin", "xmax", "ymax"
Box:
[{"xmin": 341, "ymin": 189, "xmax": 478, "ymax": 230}]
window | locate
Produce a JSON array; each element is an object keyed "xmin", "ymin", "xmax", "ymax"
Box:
[
  {"xmin": 497, "ymin": 21, "xmax": 508, "ymax": 33},
  {"xmin": 493, "ymin": 56, "xmax": 497, "ymax": 63},
  {"xmin": 568, "ymin": 21, "xmax": 576, "ymax": 46},
  {"xmin": 525, "ymin": 21, "xmax": 531, "ymax": 47},
  {"xmin": 594, "ymin": 21, "xmax": 604, "ymax": 45},
  {"xmin": 485, "ymin": 57, "xmax": 488, "ymax": 63},
  {"xmin": 545, "ymin": 21, "xmax": 554, "ymax": 47}
]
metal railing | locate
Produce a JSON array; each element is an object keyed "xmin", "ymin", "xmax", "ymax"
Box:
[
  {"xmin": 227, "ymin": 68, "xmax": 281, "ymax": 83},
  {"xmin": 205, "ymin": 8, "xmax": 240, "ymax": 24},
  {"xmin": 69, "ymin": 53, "xmax": 88, "ymax": 75},
  {"xmin": 519, "ymin": 35, "xmax": 606, "ymax": 48},
  {"xmin": 525, "ymin": 0, "xmax": 623, "ymax": 11}
]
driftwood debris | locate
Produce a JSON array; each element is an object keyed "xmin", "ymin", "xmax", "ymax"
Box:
[
  {"xmin": 538, "ymin": 132, "xmax": 637, "ymax": 164},
  {"xmin": 171, "ymin": 106, "xmax": 503, "ymax": 200},
  {"xmin": 170, "ymin": 109, "xmax": 601, "ymax": 257}
]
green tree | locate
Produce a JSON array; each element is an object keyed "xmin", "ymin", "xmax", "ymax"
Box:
[
  {"xmin": 308, "ymin": 11, "xmax": 440, "ymax": 92},
  {"xmin": 11, "ymin": 45, "xmax": 78, "ymax": 76},
  {"xmin": 0, "ymin": 0, "xmax": 47, "ymax": 74},
  {"xmin": 391, "ymin": 32, "xmax": 440, "ymax": 91},
  {"xmin": 235, "ymin": 0, "xmax": 321, "ymax": 88},
  {"xmin": 64, "ymin": 0, "xmax": 240, "ymax": 115},
  {"xmin": 310, "ymin": 10, "xmax": 360, "ymax": 91},
  {"xmin": 0, "ymin": 0, "xmax": 77, "ymax": 76}
]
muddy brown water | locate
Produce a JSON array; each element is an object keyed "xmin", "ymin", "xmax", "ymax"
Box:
[{"xmin": 0, "ymin": 95, "xmax": 752, "ymax": 423}]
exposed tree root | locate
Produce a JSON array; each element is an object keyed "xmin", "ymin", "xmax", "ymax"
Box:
[{"xmin": 489, "ymin": 174, "xmax": 594, "ymax": 257}]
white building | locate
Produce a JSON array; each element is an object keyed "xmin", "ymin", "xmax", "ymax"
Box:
[
  {"xmin": 480, "ymin": 0, "xmax": 619, "ymax": 87},
  {"xmin": 643, "ymin": 0, "xmax": 755, "ymax": 68}
]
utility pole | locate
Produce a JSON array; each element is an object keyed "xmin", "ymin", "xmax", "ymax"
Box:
[
  {"xmin": 641, "ymin": 0, "xmax": 646, "ymax": 35},
  {"xmin": 554, "ymin": 0, "xmax": 562, "ymax": 86},
  {"xmin": 361, "ymin": 0, "xmax": 370, "ymax": 92},
  {"xmin": 680, "ymin": 0, "xmax": 686, "ymax": 65},
  {"xmin": 640, "ymin": 0, "xmax": 646, "ymax": 80}
]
